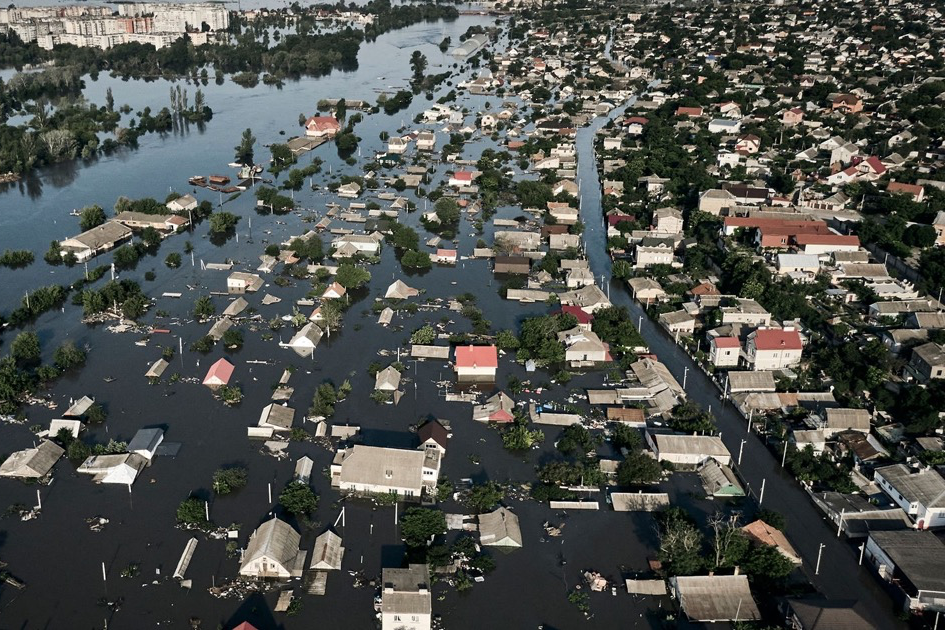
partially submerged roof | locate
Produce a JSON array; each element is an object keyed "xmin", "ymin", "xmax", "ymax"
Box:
[
  {"xmin": 742, "ymin": 520, "xmax": 801, "ymax": 563},
  {"xmin": 241, "ymin": 517, "xmax": 303, "ymax": 574},
  {"xmin": 63, "ymin": 395, "xmax": 95, "ymax": 418},
  {"xmin": 259, "ymin": 403, "xmax": 295, "ymax": 431},
  {"xmin": 672, "ymin": 574, "xmax": 761, "ymax": 622},
  {"xmin": 385, "ymin": 279, "xmax": 419, "ymax": 300},
  {"xmin": 479, "ymin": 507, "xmax": 522, "ymax": 547},
  {"xmin": 417, "ymin": 420, "xmax": 448, "ymax": 451},
  {"xmin": 610, "ymin": 492, "xmax": 670, "ymax": 512},
  {"xmin": 310, "ymin": 530, "xmax": 344, "ymax": 571},
  {"xmin": 203, "ymin": 358, "xmax": 234, "ymax": 386},
  {"xmin": 375, "ymin": 366, "xmax": 402, "ymax": 391},
  {"xmin": 0, "ymin": 440, "xmax": 64, "ymax": 478}
]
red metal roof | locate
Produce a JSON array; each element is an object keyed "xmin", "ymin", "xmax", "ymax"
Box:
[
  {"xmin": 455, "ymin": 345, "xmax": 498, "ymax": 369},
  {"xmin": 203, "ymin": 358, "xmax": 234, "ymax": 385},
  {"xmin": 753, "ymin": 329, "xmax": 802, "ymax": 351},
  {"xmin": 452, "ymin": 171, "xmax": 473, "ymax": 181},
  {"xmin": 558, "ymin": 305, "xmax": 594, "ymax": 324},
  {"xmin": 712, "ymin": 336, "xmax": 741, "ymax": 348}
]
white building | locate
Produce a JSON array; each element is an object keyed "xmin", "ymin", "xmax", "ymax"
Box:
[
  {"xmin": 874, "ymin": 464, "xmax": 945, "ymax": 530},
  {"xmin": 331, "ymin": 445, "xmax": 440, "ymax": 498},
  {"xmin": 381, "ymin": 564, "xmax": 432, "ymax": 630}
]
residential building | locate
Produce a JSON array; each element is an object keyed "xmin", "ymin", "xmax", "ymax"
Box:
[
  {"xmin": 472, "ymin": 391, "xmax": 516, "ymax": 423},
  {"xmin": 286, "ymin": 323, "xmax": 323, "ymax": 358},
  {"xmin": 60, "ymin": 221, "xmax": 133, "ymax": 262},
  {"xmin": 331, "ymin": 445, "xmax": 440, "ymax": 498},
  {"xmin": 744, "ymin": 328, "xmax": 803, "ymax": 371},
  {"xmin": 479, "ymin": 507, "xmax": 523, "ymax": 548},
  {"xmin": 742, "ymin": 520, "xmax": 801, "ymax": 564},
  {"xmin": 634, "ymin": 237, "xmax": 675, "ymax": 269},
  {"xmin": 557, "ymin": 327, "xmax": 609, "ymax": 363},
  {"xmin": 670, "ymin": 575, "xmax": 760, "ymax": 622},
  {"xmin": 910, "ymin": 342, "xmax": 945, "ymax": 382},
  {"xmin": 708, "ymin": 336, "xmax": 741, "ymax": 368},
  {"xmin": 874, "ymin": 465, "xmax": 945, "ymax": 529},
  {"xmin": 865, "ymin": 530, "xmax": 945, "ymax": 612},
  {"xmin": 202, "ymin": 358, "xmax": 234, "ymax": 388},
  {"xmin": 782, "ymin": 598, "xmax": 871, "ymax": 630},
  {"xmin": 227, "ymin": 272, "xmax": 264, "ymax": 293},
  {"xmin": 375, "ymin": 366, "xmax": 402, "ymax": 391},
  {"xmin": 77, "ymin": 453, "xmax": 148, "ymax": 485},
  {"xmin": 455, "ymin": 345, "xmax": 498, "ymax": 382},
  {"xmin": 647, "ymin": 433, "xmax": 731, "ymax": 466},
  {"xmin": 381, "ymin": 564, "xmax": 432, "ymax": 630},
  {"xmin": 305, "ymin": 116, "xmax": 340, "ymax": 138},
  {"xmin": 653, "ymin": 207, "xmax": 683, "ymax": 234},
  {"xmin": 698, "ymin": 189, "xmax": 737, "ymax": 215},
  {"xmin": 720, "ymin": 299, "xmax": 772, "ymax": 326},
  {"xmin": 239, "ymin": 517, "xmax": 305, "ymax": 579},
  {"xmin": 417, "ymin": 420, "xmax": 448, "ymax": 457},
  {"xmin": 416, "ymin": 132, "xmax": 436, "ymax": 152},
  {"xmin": 0, "ymin": 440, "xmax": 64, "ymax": 479}
]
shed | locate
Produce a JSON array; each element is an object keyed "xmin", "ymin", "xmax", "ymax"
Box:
[
  {"xmin": 411, "ymin": 345, "xmax": 451, "ymax": 360},
  {"xmin": 610, "ymin": 492, "xmax": 670, "ymax": 512},
  {"xmin": 295, "ymin": 456, "xmax": 314, "ymax": 483},
  {"xmin": 626, "ymin": 579, "xmax": 668, "ymax": 595},
  {"xmin": 727, "ymin": 371, "xmax": 777, "ymax": 393}
]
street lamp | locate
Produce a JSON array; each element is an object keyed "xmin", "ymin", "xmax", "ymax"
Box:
[
  {"xmin": 683, "ymin": 366, "xmax": 689, "ymax": 389},
  {"xmin": 815, "ymin": 543, "xmax": 826, "ymax": 575},
  {"xmin": 738, "ymin": 439, "xmax": 746, "ymax": 466}
]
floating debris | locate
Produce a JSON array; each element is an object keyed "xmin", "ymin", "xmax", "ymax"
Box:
[{"xmin": 86, "ymin": 516, "xmax": 109, "ymax": 532}]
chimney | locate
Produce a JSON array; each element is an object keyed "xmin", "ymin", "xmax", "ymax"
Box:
[{"xmin": 733, "ymin": 566, "xmax": 740, "ymax": 576}]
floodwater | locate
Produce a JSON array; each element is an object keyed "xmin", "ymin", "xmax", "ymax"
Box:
[
  {"xmin": 0, "ymin": 8, "xmax": 909, "ymax": 630},
  {"xmin": 0, "ymin": 13, "xmax": 688, "ymax": 630}
]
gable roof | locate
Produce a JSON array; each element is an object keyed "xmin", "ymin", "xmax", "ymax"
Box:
[
  {"xmin": 417, "ymin": 420, "xmax": 448, "ymax": 451},
  {"xmin": 203, "ymin": 358, "xmax": 235, "ymax": 385},
  {"xmin": 479, "ymin": 507, "xmax": 523, "ymax": 547},
  {"xmin": 241, "ymin": 517, "xmax": 302, "ymax": 572}
]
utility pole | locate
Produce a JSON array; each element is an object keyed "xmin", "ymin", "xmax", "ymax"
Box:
[
  {"xmin": 815, "ymin": 543, "xmax": 825, "ymax": 575},
  {"xmin": 759, "ymin": 478, "xmax": 766, "ymax": 506},
  {"xmin": 682, "ymin": 366, "xmax": 689, "ymax": 389},
  {"xmin": 738, "ymin": 439, "xmax": 746, "ymax": 466}
]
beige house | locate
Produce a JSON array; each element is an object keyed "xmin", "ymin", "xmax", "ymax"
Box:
[
  {"xmin": 239, "ymin": 517, "xmax": 306, "ymax": 580},
  {"xmin": 416, "ymin": 132, "xmax": 436, "ymax": 152},
  {"xmin": 331, "ymin": 445, "xmax": 440, "ymax": 498},
  {"xmin": 720, "ymin": 299, "xmax": 771, "ymax": 326},
  {"xmin": 557, "ymin": 327, "xmax": 609, "ymax": 363},
  {"xmin": 60, "ymin": 221, "xmax": 134, "ymax": 262},
  {"xmin": 653, "ymin": 207, "xmax": 683, "ymax": 234},
  {"xmin": 479, "ymin": 507, "xmax": 523, "ymax": 548},
  {"xmin": 698, "ymin": 189, "xmax": 737, "ymax": 215},
  {"xmin": 634, "ymin": 237, "xmax": 675, "ymax": 269}
]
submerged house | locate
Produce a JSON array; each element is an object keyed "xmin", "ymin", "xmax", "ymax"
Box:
[
  {"xmin": 331, "ymin": 445, "xmax": 440, "ymax": 498},
  {"xmin": 454, "ymin": 345, "xmax": 498, "ymax": 383},
  {"xmin": 287, "ymin": 323, "xmax": 323, "ymax": 358},
  {"xmin": 478, "ymin": 507, "xmax": 523, "ymax": 548},
  {"xmin": 203, "ymin": 358, "xmax": 235, "ymax": 388},
  {"xmin": 59, "ymin": 221, "xmax": 133, "ymax": 262},
  {"xmin": 239, "ymin": 517, "xmax": 306, "ymax": 580},
  {"xmin": 78, "ymin": 453, "xmax": 148, "ymax": 486},
  {"xmin": 310, "ymin": 530, "xmax": 344, "ymax": 571},
  {"xmin": 381, "ymin": 563, "xmax": 432, "ymax": 630},
  {"xmin": 472, "ymin": 391, "xmax": 516, "ymax": 422},
  {"xmin": 0, "ymin": 440, "xmax": 64, "ymax": 479}
]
